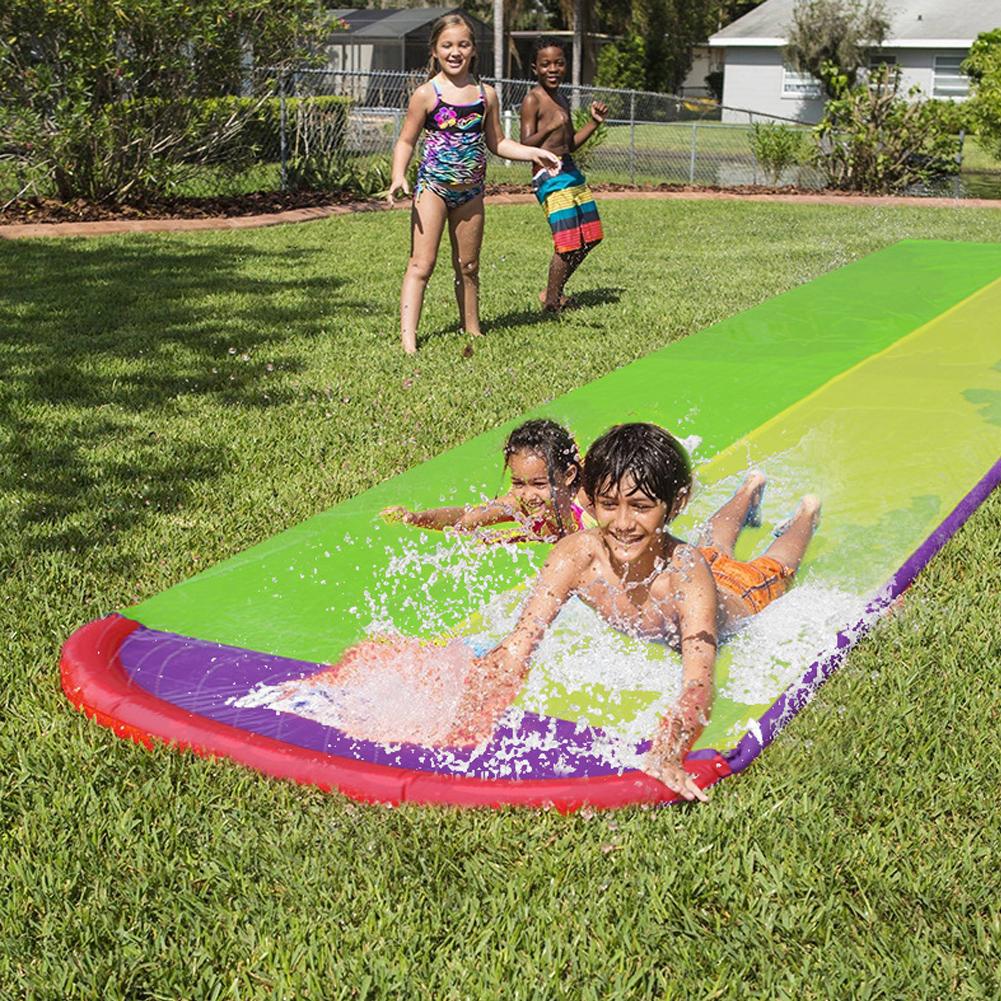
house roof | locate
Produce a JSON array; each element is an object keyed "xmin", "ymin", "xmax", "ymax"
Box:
[
  {"xmin": 709, "ymin": 0, "xmax": 1001, "ymax": 48},
  {"xmin": 326, "ymin": 7, "xmax": 488, "ymax": 41}
]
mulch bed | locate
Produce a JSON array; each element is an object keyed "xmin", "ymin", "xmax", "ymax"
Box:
[
  {"xmin": 1, "ymin": 182, "xmax": 878, "ymax": 226},
  {"xmin": 0, "ymin": 189, "xmax": 371, "ymax": 225}
]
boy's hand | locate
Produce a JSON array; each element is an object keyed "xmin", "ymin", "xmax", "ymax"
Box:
[
  {"xmin": 386, "ymin": 177, "xmax": 410, "ymax": 205},
  {"xmin": 447, "ymin": 646, "xmax": 526, "ymax": 745},
  {"xmin": 589, "ymin": 101, "xmax": 608, "ymax": 124},
  {"xmin": 642, "ymin": 753, "xmax": 710, "ymax": 803}
]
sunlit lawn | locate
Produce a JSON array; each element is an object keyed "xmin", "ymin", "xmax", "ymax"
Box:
[{"xmin": 2, "ymin": 199, "xmax": 1000, "ymax": 998}]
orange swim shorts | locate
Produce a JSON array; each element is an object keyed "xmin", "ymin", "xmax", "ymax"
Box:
[{"xmin": 699, "ymin": 546, "xmax": 795, "ymax": 616}]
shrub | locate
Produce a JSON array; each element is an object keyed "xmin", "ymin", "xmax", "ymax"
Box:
[
  {"xmin": 813, "ymin": 64, "xmax": 961, "ymax": 193},
  {"xmin": 748, "ymin": 122, "xmax": 808, "ymax": 185},
  {"xmin": 0, "ymin": 0, "xmax": 324, "ymax": 203},
  {"xmin": 963, "ymin": 29, "xmax": 1001, "ymax": 161}
]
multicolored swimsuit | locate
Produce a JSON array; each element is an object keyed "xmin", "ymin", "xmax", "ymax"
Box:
[{"xmin": 416, "ymin": 78, "xmax": 487, "ymax": 209}]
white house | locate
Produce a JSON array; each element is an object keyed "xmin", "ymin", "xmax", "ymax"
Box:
[{"xmin": 709, "ymin": 0, "xmax": 999, "ymax": 123}]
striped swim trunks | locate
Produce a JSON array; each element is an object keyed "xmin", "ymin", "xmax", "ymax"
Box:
[
  {"xmin": 699, "ymin": 546, "xmax": 795, "ymax": 616},
  {"xmin": 532, "ymin": 155, "xmax": 603, "ymax": 255}
]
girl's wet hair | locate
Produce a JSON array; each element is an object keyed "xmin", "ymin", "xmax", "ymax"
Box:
[
  {"xmin": 428, "ymin": 13, "xmax": 478, "ymax": 76},
  {"xmin": 583, "ymin": 423, "xmax": 692, "ymax": 510},
  {"xmin": 504, "ymin": 419, "xmax": 582, "ymax": 534}
]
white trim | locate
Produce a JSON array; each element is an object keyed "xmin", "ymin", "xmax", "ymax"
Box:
[{"xmin": 709, "ymin": 35, "xmax": 974, "ymax": 48}]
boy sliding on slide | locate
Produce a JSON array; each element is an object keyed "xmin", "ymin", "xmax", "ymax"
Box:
[
  {"xmin": 453, "ymin": 423, "xmax": 821, "ymax": 802},
  {"xmin": 520, "ymin": 37, "xmax": 606, "ymax": 312}
]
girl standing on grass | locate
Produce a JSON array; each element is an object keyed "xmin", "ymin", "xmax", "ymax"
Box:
[{"xmin": 387, "ymin": 13, "xmax": 561, "ymax": 355}]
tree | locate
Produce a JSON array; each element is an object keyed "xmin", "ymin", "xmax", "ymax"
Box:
[
  {"xmin": 785, "ymin": 0, "xmax": 890, "ymax": 97},
  {"xmin": 0, "ymin": 0, "xmax": 323, "ymax": 203},
  {"xmin": 963, "ymin": 28, "xmax": 1001, "ymax": 160}
]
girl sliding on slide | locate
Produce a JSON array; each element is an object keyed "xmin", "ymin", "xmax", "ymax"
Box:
[
  {"xmin": 382, "ymin": 419, "xmax": 591, "ymax": 544},
  {"xmin": 388, "ymin": 13, "xmax": 561, "ymax": 355}
]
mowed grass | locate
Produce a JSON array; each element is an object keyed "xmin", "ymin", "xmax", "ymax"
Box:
[{"xmin": 2, "ymin": 200, "xmax": 1001, "ymax": 999}]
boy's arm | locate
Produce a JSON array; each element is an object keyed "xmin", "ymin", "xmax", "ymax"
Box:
[
  {"xmin": 570, "ymin": 101, "xmax": 607, "ymax": 152},
  {"xmin": 483, "ymin": 534, "xmax": 591, "ymax": 676},
  {"xmin": 646, "ymin": 549, "xmax": 718, "ymax": 802}
]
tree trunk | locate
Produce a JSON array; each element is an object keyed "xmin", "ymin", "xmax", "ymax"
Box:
[{"xmin": 493, "ymin": 0, "xmax": 504, "ymax": 109}]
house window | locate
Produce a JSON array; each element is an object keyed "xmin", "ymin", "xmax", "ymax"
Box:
[
  {"xmin": 782, "ymin": 65, "xmax": 822, "ymax": 99},
  {"xmin": 933, "ymin": 54, "xmax": 969, "ymax": 98},
  {"xmin": 868, "ymin": 52, "xmax": 897, "ymax": 70}
]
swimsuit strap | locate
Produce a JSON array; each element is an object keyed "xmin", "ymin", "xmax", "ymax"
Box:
[{"xmin": 431, "ymin": 77, "xmax": 443, "ymax": 98}]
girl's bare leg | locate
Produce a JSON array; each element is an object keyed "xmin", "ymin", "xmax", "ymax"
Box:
[
  {"xmin": 400, "ymin": 193, "xmax": 448, "ymax": 354},
  {"xmin": 700, "ymin": 470, "xmax": 767, "ymax": 555},
  {"xmin": 762, "ymin": 494, "xmax": 821, "ymax": 573},
  {"xmin": 448, "ymin": 195, "xmax": 485, "ymax": 337}
]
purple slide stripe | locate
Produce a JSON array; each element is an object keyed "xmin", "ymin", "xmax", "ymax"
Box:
[{"xmin": 116, "ymin": 627, "xmax": 643, "ymax": 781}]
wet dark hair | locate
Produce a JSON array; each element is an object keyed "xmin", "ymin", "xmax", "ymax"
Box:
[
  {"xmin": 503, "ymin": 419, "xmax": 582, "ymax": 535},
  {"xmin": 428, "ymin": 13, "xmax": 478, "ymax": 77},
  {"xmin": 583, "ymin": 423, "xmax": 692, "ymax": 511},
  {"xmin": 532, "ymin": 36, "xmax": 568, "ymax": 62}
]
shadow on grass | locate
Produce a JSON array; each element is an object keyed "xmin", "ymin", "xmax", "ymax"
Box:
[
  {"xmin": 417, "ymin": 285, "xmax": 626, "ymax": 346},
  {"xmin": 0, "ymin": 237, "xmax": 372, "ymax": 554}
]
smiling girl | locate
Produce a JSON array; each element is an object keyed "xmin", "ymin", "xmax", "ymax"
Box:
[
  {"xmin": 382, "ymin": 419, "xmax": 589, "ymax": 543},
  {"xmin": 388, "ymin": 14, "xmax": 561, "ymax": 354}
]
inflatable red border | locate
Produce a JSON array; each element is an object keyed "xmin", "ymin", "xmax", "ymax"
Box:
[{"xmin": 60, "ymin": 615, "xmax": 732, "ymax": 811}]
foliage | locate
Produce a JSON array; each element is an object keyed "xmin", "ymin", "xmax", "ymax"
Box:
[
  {"xmin": 594, "ymin": 33, "xmax": 646, "ymax": 92},
  {"xmin": 786, "ymin": 0, "xmax": 890, "ymax": 97},
  {"xmin": 813, "ymin": 64, "xmax": 961, "ymax": 193},
  {"xmin": 0, "ymin": 0, "xmax": 323, "ymax": 203},
  {"xmin": 748, "ymin": 121, "xmax": 808, "ymax": 184},
  {"xmin": 962, "ymin": 29, "xmax": 1001, "ymax": 161}
]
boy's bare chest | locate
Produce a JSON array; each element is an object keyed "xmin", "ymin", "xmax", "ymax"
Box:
[
  {"xmin": 536, "ymin": 96, "xmax": 571, "ymax": 137},
  {"xmin": 577, "ymin": 567, "xmax": 680, "ymax": 644}
]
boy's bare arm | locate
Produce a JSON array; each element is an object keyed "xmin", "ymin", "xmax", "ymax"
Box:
[
  {"xmin": 570, "ymin": 101, "xmax": 607, "ymax": 152},
  {"xmin": 483, "ymin": 534, "xmax": 592, "ymax": 674},
  {"xmin": 646, "ymin": 549, "xmax": 718, "ymax": 802}
]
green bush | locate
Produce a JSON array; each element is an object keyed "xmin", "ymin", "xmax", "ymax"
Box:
[
  {"xmin": 0, "ymin": 0, "xmax": 324, "ymax": 203},
  {"xmin": 197, "ymin": 95, "xmax": 351, "ymax": 163},
  {"xmin": 813, "ymin": 64, "xmax": 961, "ymax": 193},
  {"xmin": 748, "ymin": 122, "xmax": 809, "ymax": 185},
  {"xmin": 963, "ymin": 29, "xmax": 1001, "ymax": 160},
  {"xmin": 570, "ymin": 108, "xmax": 609, "ymax": 173}
]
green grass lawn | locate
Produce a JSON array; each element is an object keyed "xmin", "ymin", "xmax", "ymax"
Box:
[{"xmin": 2, "ymin": 200, "xmax": 1001, "ymax": 999}]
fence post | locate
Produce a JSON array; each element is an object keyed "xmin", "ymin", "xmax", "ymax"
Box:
[
  {"xmin": 629, "ymin": 90, "xmax": 636, "ymax": 186},
  {"xmin": 279, "ymin": 70, "xmax": 288, "ymax": 192},
  {"xmin": 689, "ymin": 122, "xmax": 697, "ymax": 184},
  {"xmin": 955, "ymin": 128, "xmax": 965, "ymax": 199}
]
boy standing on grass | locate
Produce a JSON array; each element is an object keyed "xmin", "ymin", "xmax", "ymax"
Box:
[
  {"xmin": 452, "ymin": 423, "xmax": 821, "ymax": 802},
  {"xmin": 520, "ymin": 38, "xmax": 607, "ymax": 312}
]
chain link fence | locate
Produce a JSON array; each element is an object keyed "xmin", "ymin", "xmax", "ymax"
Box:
[
  {"xmin": 3, "ymin": 67, "xmax": 990, "ymax": 204},
  {"xmin": 276, "ymin": 68, "xmax": 828, "ymax": 192}
]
